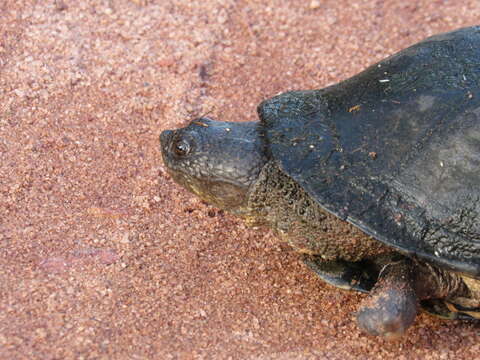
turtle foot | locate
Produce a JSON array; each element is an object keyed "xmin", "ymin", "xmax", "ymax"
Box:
[
  {"xmin": 302, "ymin": 255, "xmax": 378, "ymax": 293},
  {"xmin": 356, "ymin": 260, "xmax": 418, "ymax": 339}
]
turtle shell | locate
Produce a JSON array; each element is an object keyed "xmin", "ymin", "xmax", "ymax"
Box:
[{"xmin": 258, "ymin": 26, "xmax": 480, "ymax": 278}]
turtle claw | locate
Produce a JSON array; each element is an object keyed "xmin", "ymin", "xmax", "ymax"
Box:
[
  {"xmin": 420, "ymin": 299, "xmax": 460, "ymax": 320},
  {"xmin": 302, "ymin": 255, "xmax": 378, "ymax": 293}
]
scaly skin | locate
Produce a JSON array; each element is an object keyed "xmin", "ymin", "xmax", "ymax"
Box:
[{"xmin": 160, "ymin": 117, "xmax": 480, "ymax": 337}]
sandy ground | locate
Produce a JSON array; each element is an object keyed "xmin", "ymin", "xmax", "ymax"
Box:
[{"xmin": 1, "ymin": 0, "xmax": 479, "ymax": 359}]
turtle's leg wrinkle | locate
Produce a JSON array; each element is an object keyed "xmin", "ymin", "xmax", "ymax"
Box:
[{"xmin": 356, "ymin": 258, "xmax": 469, "ymax": 339}]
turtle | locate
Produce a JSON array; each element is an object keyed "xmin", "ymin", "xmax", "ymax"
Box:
[{"xmin": 160, "ymin": 26, "xmax": 480, "ymax": 338}]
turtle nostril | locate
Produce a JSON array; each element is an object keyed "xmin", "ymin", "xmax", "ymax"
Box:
[{"xmin": 160, "ymin": 130, "xmax": 173, "ymax": 147}]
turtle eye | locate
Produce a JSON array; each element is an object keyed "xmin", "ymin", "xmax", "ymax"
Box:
[{"xmin": 172, "ymin": 138, "xmax": 191, "ymax": 157}]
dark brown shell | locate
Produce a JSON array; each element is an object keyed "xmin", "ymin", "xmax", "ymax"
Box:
[{"xmin": 258, "ymin": 26, "xmax": 480, "ymax": 278}]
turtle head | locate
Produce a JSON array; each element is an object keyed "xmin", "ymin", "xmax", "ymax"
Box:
[{"xmin": 160, "ymin": 117, "xmax": 268, "ymax": 215}]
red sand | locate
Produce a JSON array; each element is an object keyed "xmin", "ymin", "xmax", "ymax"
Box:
[{"xmin": 1, "ymin": 1, "xmax": 479, "ymax": 358}]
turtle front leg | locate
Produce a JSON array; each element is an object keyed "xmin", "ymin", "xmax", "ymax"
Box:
[
  {"xmin": 356, "ymin": 257, "xmax": 469, "ymax": 339},
  {"xmin": 356, "ymin": 259, "xmax": 418, "ymax": 339}
]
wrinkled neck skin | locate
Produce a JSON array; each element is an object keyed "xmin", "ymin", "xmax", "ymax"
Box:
[{"xmin": 160, "ymin": 118, "xmax": 269, "ymax": 217}]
